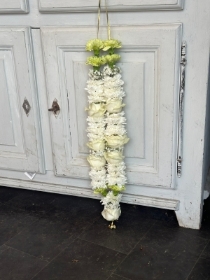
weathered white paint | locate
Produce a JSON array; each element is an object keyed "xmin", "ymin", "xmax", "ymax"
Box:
[
  {"xmin": 0, "ymin": 0, "xmax": 210, "ymax": 229},
  {"xmin": 0, "ymin": 27, "xmax": 44, "ymax": 173},
  {"xmin": 0, "ymin": 58, "xmax": 15, "ymax": 146},
  {"xmin": 41, "ymin": 24, "xmax": 182, "ymax": 189},
  {"xmin": 0, "ymin": 0, "xmax": 29, "ymax": 13},
  {"xmin": 31, "ymin": 29, "xmax": 54, "ymax": 171},
  {"xmin": 38, "ymin": 0, "xmax": 184, "ymax": 12},
  {"xmin": 0, "ymin": 176, "xmax": 180, "ymax": 211}
]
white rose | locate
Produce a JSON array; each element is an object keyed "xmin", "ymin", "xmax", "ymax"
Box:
[
  {"xmin": 87, "ymin": 139, "xmax": 105, "ymax": 151},
  {"xmin": 105, "ymin": 135, "xmax": 129, "ymax": 148},
  {"xmin": 101, "ymin": 208, "xmax": 121, "ymax": 221},
  {"xmin": 106, "ymin": 99, "xmax": 125, "ymax": 113},
  {"xmin": 104, "ymin": 150, "xmax": 124, "ymax": 164},
  {"xmin": 86, "ymin": 103, "xmax": 106, "ymax": 117},
  {"xmin": 87, "ymin": 155, "xmax": 106, "ymax": 168}
]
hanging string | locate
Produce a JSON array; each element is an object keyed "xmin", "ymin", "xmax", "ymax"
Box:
[
  {"xmin": 97, "ymin": 0, "xmax": 101, "ymax": 39},
  {"xmin": 105, "ymin": 0, "xmax": 111, "ymax": 40},
  {"xmin": 97, "ymin": 0, "xmax": 111, "ymax": 40}
]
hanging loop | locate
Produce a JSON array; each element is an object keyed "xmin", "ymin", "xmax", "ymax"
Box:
[
  {"xmin": 97, "ymin": 0, "xmax": 111, "ymax": 40},
  {"xmin": 105, "ymin": 0, "xmax": 111, "ymax": 40},
  {"xmin": 97, "ymin": 0, "xmax": 101, "ymax": 39}
]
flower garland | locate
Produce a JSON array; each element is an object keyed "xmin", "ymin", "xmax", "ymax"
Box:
[{"xmin": 85, "ymin": 39, "xmax": 129, "ymax": 228}]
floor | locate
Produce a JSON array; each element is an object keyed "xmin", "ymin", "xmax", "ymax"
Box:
[{"xmin": 0, "ymin": 187, "xmax": 210, "ymax": 280}]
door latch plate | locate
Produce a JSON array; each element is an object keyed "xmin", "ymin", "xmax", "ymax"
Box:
[{"xmin": 22, "ymin": 98, "xmax": 31, "ymax": 116}]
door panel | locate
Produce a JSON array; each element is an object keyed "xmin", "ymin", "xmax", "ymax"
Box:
[
  {"xmin": 0, "ymin": 0, "xmax": 29, "ymax": 13},
  {"xmin": 0, "ymin": 58, "xmax": 15, "ymax": 146},
  {"xmin": 39, "ymin": 0, "xmax": 184, "ymax": 12},
  {"xmin": 41, "ymin": 24, "xmax": 182, "ymax": 188},
  {"xmin": 0, "ymin": 27, "xmax": 44, "ymax": 173}
]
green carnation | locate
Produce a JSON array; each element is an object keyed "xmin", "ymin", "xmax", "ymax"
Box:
[
  {"xmin": 103, "ymin": 39, "xmax": 122, "ymax": 51},
  {"xmin": 109, "ymin": 185, "xmax": 126, "ymax": 195},
  {"xmin": 105, "ymin": 54, "xmax": 121, "ymax": 65},
  {"xmin": 86, "ymin": 39, "xmax": 104, "ymax": 52},
  {"xmin": 93, "ymin": 188, "xmax": 109, "ymax": 197},
  {"xmin": 86, "ymin": 56, "xmax": 106, "ymax": 67}
]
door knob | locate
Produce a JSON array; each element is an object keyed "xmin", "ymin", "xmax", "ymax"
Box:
[{"xmin": 48, "ymin": 99, "xmax": 60, "ymax": 115}]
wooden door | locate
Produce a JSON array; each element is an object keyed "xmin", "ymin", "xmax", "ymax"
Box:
[
  {"xmin": 0, "ymin": 27, "xmax": 44, "ymax": 173},
  {"xmin": 39, "ymin": 0, "xmax": 184, "ymax": 12},
  {"xmin": 0, "ymin": 0, "xmax": 29, "ymax": 13},
  {"xmin": 41, "ymin": 24, "xmax": 182, "ymax": 188}
]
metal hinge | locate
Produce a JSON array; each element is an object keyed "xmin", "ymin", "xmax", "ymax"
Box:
[{"xmin": 177, "ymin": 41, "xmax": 187, "ymax": 178}]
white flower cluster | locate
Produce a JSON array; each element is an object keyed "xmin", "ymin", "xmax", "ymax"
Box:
[
  {"xmin": 86, "ymin": 65, "xmax": 129, "ymax": 216},
  {"xmin": 101, "ymin": 191, "xmax": 122, "ymax": 210},
  {"xmin": 105, "ymin": 124, "xmax": 126, "ymax": 136},
  {"xmin": 101, "ymin": 191, "xmax": 122, "ymax": 222},
  {"xmin": 107, "ymin": 162, "xmax": 127, "ymax": 187}
]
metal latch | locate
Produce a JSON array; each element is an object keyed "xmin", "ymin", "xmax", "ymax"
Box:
[{"xmin": 48, "ymin": 99, "xmax": 60, "ymax": 115}]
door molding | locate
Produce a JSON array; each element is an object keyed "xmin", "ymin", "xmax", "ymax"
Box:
[
  {"xmin": 0, "ymin": 177, "xmax": 180, "ymax": 211},
  {"xmin": 0, "ymin": 27, "xmax": 44, "ymax": 173},
  {"xmin": 39, "ymin": 0, "xmax": 184, "ymax": 13},
  {"xmin": 41, "ymin": 24, "xmax": 182, "ymax": 189},
  {"xmin": 0, "ymin": 0, "xmax": 29, "ymax": 14}
]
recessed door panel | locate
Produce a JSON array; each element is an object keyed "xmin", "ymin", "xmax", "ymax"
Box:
[
  {"xmin": 0, "ymin": 28, "xmax": 44, "ymax": 173},
  {"xmin": 41, "ymin": 24, "xmax": 182, "ymax": 188},
  {"xmin": 0, "ymin": 0, "xmax": 29, "ymax": 13}
]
